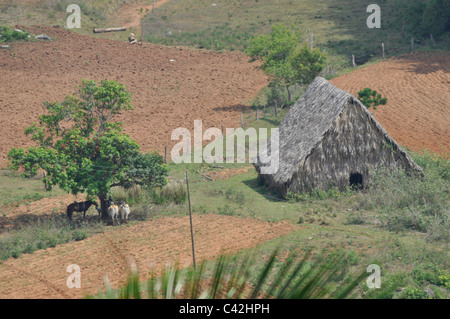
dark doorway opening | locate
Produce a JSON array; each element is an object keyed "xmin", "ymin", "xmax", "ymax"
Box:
[{"xmin": 349, "ymin": 173, "xmax": 363, "ymax": 189}]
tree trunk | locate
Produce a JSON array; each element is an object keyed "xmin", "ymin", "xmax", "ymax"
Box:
[
  {"xmin": 99, "ymin": 194, "xmax": 109, "ymax": 220},
  {"xmin": 286, "ymin": 85, "xmax": 292, "ymax": 102}
]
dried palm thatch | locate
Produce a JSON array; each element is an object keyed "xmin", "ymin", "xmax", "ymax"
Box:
[{"xmin": 255, "ymin": 77, "xmax": 422, "ymax": 195}]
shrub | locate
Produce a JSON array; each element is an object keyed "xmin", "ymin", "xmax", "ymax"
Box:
[
  {"xmin": 345, "ymin": 212, "xmax": 366, "ymax": 225},
  {"xmin": 111, "ymin": 185, "xmax": 149, "ymax": 205},
  {"xmin": 357, "ymin": 88, "xmax": 387, "ymax": 109},
  {"xmin": 400, "ymin": 286, "xmax": 429, "ymax": 299},
  {"xmin": 0, "ymin": 25, "xmax": 30, "ymax": 42},
  {"xmin": 360, "ymin": 164, "xmax": 449, "ymax": 241},
  {"xmin": 217, "ymin": 204, "xmax": 236, "ymax": 216},
  {"xmin": 151, "ymin": 181, "xmax": 187, "ymax": 205}
]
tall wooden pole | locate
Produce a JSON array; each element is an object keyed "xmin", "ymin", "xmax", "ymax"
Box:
[{"xmin": 185, "ymin": 171, "xmax": 196, "ymax": 270}]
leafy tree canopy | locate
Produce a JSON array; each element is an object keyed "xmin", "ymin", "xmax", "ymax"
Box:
[
  {"xmin": 8, "ymin": 79, "xmax": 168, "ymax": 215},
  {"xmin": 246, "ymin": 24, "xmax": 327, "ymax": 100}
]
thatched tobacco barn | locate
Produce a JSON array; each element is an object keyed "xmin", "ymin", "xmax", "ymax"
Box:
[{"xmin": 255, "ymin": 77, "xmax": 422, "ymax": 195}]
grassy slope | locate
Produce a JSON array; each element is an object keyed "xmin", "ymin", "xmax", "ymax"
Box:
[
  {"xmin": 142, "ymin": 0, "xmax": 449, "ymax": 73},
  {"xmin": 0, "ymin": 170, "xmax": 66, "ymax": 207}
]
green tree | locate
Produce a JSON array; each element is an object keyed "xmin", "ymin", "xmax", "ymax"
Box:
[
  {"xmin": 246, "ymin": 24, "xmax": 327, "ymax": 102},
  {"xmin": 291, "ymin": 44, "xmax": 328, "ymax": 85},
  {"xmin": 8, "ymin": 79, "xmax": 168, "ymax": 218},
  {"xmin": 422, "ymin": 0, "xmax": 450, "ymax": 39},
  {"xmin": 399, "ymin": 0, "xmax": 450, "ymax": 39}
]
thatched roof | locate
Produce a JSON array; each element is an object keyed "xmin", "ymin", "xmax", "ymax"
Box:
[{"xmin": 255, "ymin": 77, "xmax": 421, "ymax": 190}]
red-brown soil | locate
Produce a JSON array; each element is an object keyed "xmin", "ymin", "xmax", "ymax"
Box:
[
  {"xmin": 0, "ymin": 25, "xmax": 267, "ymax": 168},
  {"xmin": 330, "ymin": 53, "xmax": 450, "ymax": 155},
  {"xmin": 204, "ymin": 166, "xmax": 253, "ymax": 181},
  {"xmin": 0, "ymin": 214, "xmax": 297, "ymax": 299}
]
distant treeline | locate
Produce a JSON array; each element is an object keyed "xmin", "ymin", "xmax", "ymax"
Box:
[{"xmin": 396, "ymin": 0, "xmax": 450, "ymax": 39}]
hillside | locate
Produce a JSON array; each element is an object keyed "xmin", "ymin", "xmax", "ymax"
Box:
[
  {"xmin": 330, "ymin": 52, "xmax": 450, "ymax": 155},
  {"xmin": 0, "ymin": 25, "xmax": 267, "ymax": 168},
  {"xmin": 0, "ymin": 0, "xmax": 448, "ymax": 302}
]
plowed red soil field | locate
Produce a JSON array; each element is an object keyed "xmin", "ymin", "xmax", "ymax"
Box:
[
  {"xmin": 0, "ymin": 214, "xmax": 297, "ymax": 299},
  {"xmin": 0, "ymin": 25, "xmax": 267, "ymax": 168},
  {"xmin": 330, "ymin": 53, "xmax": 450, "ymax": 155}
]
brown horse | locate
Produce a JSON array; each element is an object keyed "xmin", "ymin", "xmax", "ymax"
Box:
[{"xmin": 67, "ymin": 200, "xmax": 99, "ymax": 220}]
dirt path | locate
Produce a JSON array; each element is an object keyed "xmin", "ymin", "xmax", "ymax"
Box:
[
  {"xmin": 115, "ymin": 0, "xmax": 171, "ymax": 30},
  {"xmin": 330, "ymin": 53, "xmax": 450, "ymax": 155},
  {"xmin": 0, "ymin": 214, "xmax": 297, "ymax": 298}
]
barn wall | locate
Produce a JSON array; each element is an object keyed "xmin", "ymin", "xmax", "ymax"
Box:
[{"xmin": 288, "ymin": 99, "xmax": 416, "ymax": 193}]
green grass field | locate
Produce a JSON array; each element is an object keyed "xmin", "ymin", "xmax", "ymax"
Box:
[
  {"xmin": 142, "ymin": 0, "xmax": 450, "ymax": 73},
  {"xmin": 1, "ymin": 110, "xmax": 448, "ymax": 298}
]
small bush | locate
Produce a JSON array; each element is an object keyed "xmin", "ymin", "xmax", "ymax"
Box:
[
  {"xmin": 359, "ymin": 164, "xmax": 449, "ymax": 241},
  {"xmin": 217, "ymin": 204, "xmax": 236, "ymax": 216},
  {"xmin": 345, "ymin": 212, "xmax": 366, "ymax": 225},
  {"xmin": 0, "ymin": 25, "xmax": 30, "ymax": 43},
  {"xmin": 151, "ymin": 181, "xmax": 187, "ymax": 205},
  {"xmin": 111, "ymin": 185, "xmax": 148, "ymax": 205},
  {"xmin": 357, "ymin": 88, "xmax": 387, "ymax": 109},
  {"xmin": 400, "ymin": 286, "xmax": 429, "ymax": 299},
  {"xmin": 413, "ymin": 263, "xmax": 450, "ymax": 288}
]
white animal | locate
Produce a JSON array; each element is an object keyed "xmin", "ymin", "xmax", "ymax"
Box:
[
  {"xmin": 119, "ymin": 203, "xmax": 130, "ymax": 223},
  {"xmin": 107, "ymin": 202, "xmax": 119, "ymax": 226}
]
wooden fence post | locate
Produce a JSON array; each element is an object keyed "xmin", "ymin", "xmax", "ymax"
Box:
[
  {"xmin": 382, "ymin": 43, "xmax": 385, "ymax": 59},
  {"xmin": 352, "ymin": 55, "xmax": 356, "ymax": 67},
  {"xmin": 185, "ymin": 171, "xmax": 197, "ymax": 270}
]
